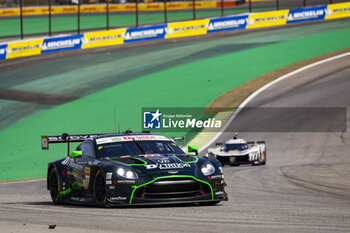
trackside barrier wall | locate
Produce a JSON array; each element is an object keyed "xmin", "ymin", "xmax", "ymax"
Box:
[
  {"xmin": 1, "ymin": 2, "xmax": 350, "ymax": 60},
  {"xmin": 0, "ymin": 1, "xmax": 239, "ymax": 16}
]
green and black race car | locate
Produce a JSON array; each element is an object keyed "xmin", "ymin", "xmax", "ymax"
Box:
[{"xmin": 42, "ymin": 132, "xmax": 228, "ymax": 207}]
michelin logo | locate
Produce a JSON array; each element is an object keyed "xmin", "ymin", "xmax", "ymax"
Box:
[
  {"xmin": 286, "ymin": 6, "xmax": 326, "ymax": 23},
  {"xmin": 7, "ymin": 45, "xmax": 40, "ymax": 53},
  {"xmin": 143, "ymin": 109, "xmax": 162, "ymax": 129},
  {"xmin": 0, "ymin": 48, "xmax": 5, "ymax": 55},
  {"xmin": 287, "ymin": 10, "xmax": 324, "ymax": 20},
  {"xmin": 42, "ymin": 38, "xmax": 81, "ymax": 50},
  {"xmin": 83, "ymin": 35, "xmax": 122, "ymax": 44},
  {"xmin": 172, "ymin": 25, "xmax": 205, "ymax": 33},
  {"xmin": 207, "ymin": 19, "xmax": 246, "ymax": 30},
  {"xmin": 124, "ymin": 28, "xmax": 164, "ymax": 40}
]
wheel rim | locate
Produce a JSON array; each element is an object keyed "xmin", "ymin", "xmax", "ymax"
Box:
[
  {"xmin": 49, "ymin": 171, "xmax": 58, "ymax": 201},
  {"xmin": 95, "ymin": 175, "xmax": 105, "ymax": 204}
]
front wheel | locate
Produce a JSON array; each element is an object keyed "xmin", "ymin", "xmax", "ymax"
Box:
[
  {"xmin": 94, "ymin": 170, "xmax": 108, "ymax": 207},
  {"xmin": 49, "ymin": 167, "xmax": 62, "ymax": 204}
]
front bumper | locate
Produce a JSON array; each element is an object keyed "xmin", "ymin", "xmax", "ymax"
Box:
[
  {"xmin": 107, "ymin": 175, "xmax": 227, "ymax": 205},
  {"xmin": 217, "ymin": 154, "xmax": 256, "ymax": 165},
  {"xmin": 107, "ymin": 198, "xmax": 227, "ymax": 206}
]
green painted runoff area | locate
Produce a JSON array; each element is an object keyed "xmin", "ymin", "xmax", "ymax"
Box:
[
  {"xmin": 0, "ymin": 7, "xmax": 281, "ymax": 38},
  {"xmin": 1, "ymin": 22, "xmax": 350, "ymax": 181},
  {"xmin": 4, "ymin": 19, "xmax": 348, "ymax": 131}
]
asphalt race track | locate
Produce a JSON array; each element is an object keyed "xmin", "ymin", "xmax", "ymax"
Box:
[{"xmin": 1, "ymin": 52, "xmax": 350, "ymax": 232}]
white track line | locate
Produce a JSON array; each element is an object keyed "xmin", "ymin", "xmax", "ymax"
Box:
[
  {"xmin": 199, "ymin": 51, "xmax": 350, "ymax": 153},
  {"xmin": 0, "ymin": 178, "xmax": 45, "ymax": 184}
]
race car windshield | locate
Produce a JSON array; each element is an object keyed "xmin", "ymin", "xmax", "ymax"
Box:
[
  {"xmin": 97, "ymin": 140, "xmax": 185, "ymax": 158},
  {"xmin": 224, "ymin": 143, "xmax": 248, "ymax": 151}
]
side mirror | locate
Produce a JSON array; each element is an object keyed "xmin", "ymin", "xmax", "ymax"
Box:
[
  {"xmin": 71, "ymin": 150, "xmax": 82, "ymax": 158},
  {"xmin": 188, "ymin": 145, "xmax": 198, "ymax": 156}
]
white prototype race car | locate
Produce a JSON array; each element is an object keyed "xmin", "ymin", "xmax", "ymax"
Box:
[{"xmin": 206, "ymin": 135, "xmax": 266, "ymax": 166}]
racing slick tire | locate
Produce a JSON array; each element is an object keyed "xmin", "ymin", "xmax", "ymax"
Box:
[
  {"xmin": 94, "ymin": 170, "xmax": 108, "ymax": 207},
  {"xmin": 261, "ymin": 151, "xmax": 267, "ymax": 165},
  {"xmin": 49, "ymin": 167, "xmax": 62, "ymax": 204}
]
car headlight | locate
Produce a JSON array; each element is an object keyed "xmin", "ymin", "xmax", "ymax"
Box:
[
  {"xmin": 201, "ymin": 162, "xmax": 215, "ymax": 176},
  {"xmin": 116, "ymin": 168, "xmax": 138, "ymax": 179}
]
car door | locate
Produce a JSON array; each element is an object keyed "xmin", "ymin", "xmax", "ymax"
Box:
[{"xmin": 67, "ymin": 140, "xmax": 96, "ymax": 194}]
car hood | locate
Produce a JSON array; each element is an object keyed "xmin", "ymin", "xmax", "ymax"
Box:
[{"xmin": 111, "ymin": 154, "xmax": 200, "ymax": 177}]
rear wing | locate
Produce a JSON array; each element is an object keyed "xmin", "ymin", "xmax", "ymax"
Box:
[
  {"xmin": 41, "ymin": 133, "xmax": 110, "ymax": 157},
  {"xmin": 41, "ymin": 133, "xmax": 186, "ymax": 155}
]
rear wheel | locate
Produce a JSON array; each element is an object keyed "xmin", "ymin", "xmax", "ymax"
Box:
[
  {"xmin": 49, "ymin": 167, "xmax": 61, "ymax": 204},
  {"xmin": 94, "ymin": 170, "xmax": 108, "ymax": 207}
]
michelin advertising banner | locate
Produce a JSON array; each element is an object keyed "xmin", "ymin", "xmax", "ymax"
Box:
[
  {"xmin": 41, "ymin": 35, "xmax": 83, "ymax": 54},
  {"xmin": 286, "ymin": 5, "xmax": 326, "ymax": 24},
  {"xmin": 246, "ymin": 10, "xmax": 289, "ymax": 29},
  {"xmin": 6, "ymin": 39, "xmax": 43, "ymax": 59},
  {"xmin": 0, "ymin": 44, "xmax": 6, "ymax": 60},
  {"xmin": 207, "ymin": 15, "xmax": 248, "ymax": 33},
  {"xmin": 1, "ymin": 2, "xmax": 350, "ymax": 60},
  {"xmin": 81, "ymin": 29, "xmax": 126, "ymax": 49},
  {"xmin": 325, "ymin": 2, "xmax": 350, "ymax": 20},
  {"xmin": 165, "ymin": 19, "xmax": 209, "ymax": 39},
  {"xmin": 124, "ymin": 25, "xmax": 167, "ymax": 43}
]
